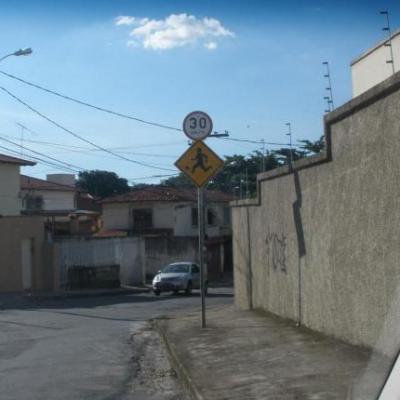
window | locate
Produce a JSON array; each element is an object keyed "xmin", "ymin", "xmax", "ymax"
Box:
[
  {"xmin": 223, "ymin": 207, "xmax": 231, "ymax": 225},
  {"xmin": 207, "ymin": 208, "xmax": 217, "ymax": 226},
  {"xmin": 25, "ymin": 195, "xmax": 43, "ymax": 211},
  {"xmin": 192, "ymin": 208, "xmax": 217, "ymax": 226},
  {"xmin": 191, "ymin": 208, "xmax": 198, "ymax": 226},
  {"xmin": 133, "ymin": 209, "xmax": 153, "ymax": 229}
]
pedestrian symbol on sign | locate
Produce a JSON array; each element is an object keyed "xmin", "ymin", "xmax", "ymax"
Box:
[
  {"xmin": 175, "ymin": 140, "xmax": 224, "ymax": 188},
  {"xmin": 191, "ymin": 148, "xmax": 212, "ymax": 173}
]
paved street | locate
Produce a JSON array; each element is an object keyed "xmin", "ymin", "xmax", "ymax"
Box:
[{"xmin": 0, "ymin": 288, "xmax": 233, "ymax": 400}]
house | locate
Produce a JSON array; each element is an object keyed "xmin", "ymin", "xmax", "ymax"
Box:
[
  {"xmin": 101, "ymin": 186, "xmax": 233, "ymax": 238},
  {"xmin": 21, "ymin": 174, "xmax": 100, "ymax": 236},
  {"xmin": 351, "ymin": 29, "xmax": 400, "ymax": 97},
  {"xmin": 0, "ymin": 153, "xmax": 35, "ymax": 216},
  {"xmin": 101, "ymin": 186, "xmax": 234, "ymax": 280}
]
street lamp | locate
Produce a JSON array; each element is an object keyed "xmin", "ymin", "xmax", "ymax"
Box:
[{"xmin": 0, "ymin": 48, "xmax": 33, "ymax": 63}]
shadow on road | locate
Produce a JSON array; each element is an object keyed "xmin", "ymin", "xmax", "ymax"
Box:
[{"xmin": 0, "ymin": 289, "xmax": 233, "ymax": 312}]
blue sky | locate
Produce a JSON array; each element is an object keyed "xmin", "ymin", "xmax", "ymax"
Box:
[{"xmin": 0, "ymin": 0, "xmax": 398, "ymax": 183}]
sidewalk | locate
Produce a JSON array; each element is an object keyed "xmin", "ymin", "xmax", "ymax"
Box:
[{"xmin": 156, "ymin": 305, "xmax": 392, "ymax": 400}]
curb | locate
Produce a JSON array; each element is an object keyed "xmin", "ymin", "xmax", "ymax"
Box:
[{"xmin": 155, "ymin": 319, "xmax": 205, "ymax": 400}]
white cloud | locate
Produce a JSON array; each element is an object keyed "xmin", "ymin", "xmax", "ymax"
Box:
[
  {"xmin": 115, "ymin": 13, "xmax": 235, "ymax": 50},
  {"xmin": 115, "ymin": 16, "xmax": 136, "ymax": 26},
  {"xmin": 204, "ymin": 41, "xmax": 217, "ymax": 50},
  {"xmin": 115, "ymin": 16, "xmax": 149, "ymax": 26},
  {"xmin": 127, "ymin": 40, "xmax": 138, "ymax": 48}
]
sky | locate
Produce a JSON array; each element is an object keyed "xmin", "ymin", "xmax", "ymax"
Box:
[{"xmin": 0, "ymin": 0, "xmax": 398, "ymax": 184}]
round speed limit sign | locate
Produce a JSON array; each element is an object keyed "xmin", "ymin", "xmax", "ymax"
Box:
[{"xmin": 183, "ymin": 111, "xmax": 213, "ymax": 141}]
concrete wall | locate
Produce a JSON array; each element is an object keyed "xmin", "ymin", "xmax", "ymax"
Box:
[
  {"xmin": 55, "ymin": 237, "xmax": 145, "ymax": 287},
  {"xmin": 144, "ymin": 236, "xmax": 198, "ymax": 276},
  {"xmin": 0, "ymin": 164, "xmax": 22, "ymax": 216},
  {"xmin": 351, "ymin": 30, "xmax": 400, "ymax": 97},
  {"xmin": 0, "ymin": 216, "xmax": 52, "ymax": 292},
  {"xmin": 232, "ymin": 71, "xmax": 400, "ymax": 357}
]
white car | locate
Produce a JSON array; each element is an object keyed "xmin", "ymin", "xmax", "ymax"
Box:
[{"xmin": 152, "ymin": 262, "xmax": 208, "ymax": 296}]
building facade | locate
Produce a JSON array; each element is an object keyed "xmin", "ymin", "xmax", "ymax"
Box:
[
  {"xmin": 351, "ymin": 29, "xmax": 400, "ymax": 97},
  {"xmin": 0, "ymin": 154, "xmax": 35, "ymax": 216},
  {"xmin": 101, "ymin": 186, "xmax": 232, "ymax": 238}
]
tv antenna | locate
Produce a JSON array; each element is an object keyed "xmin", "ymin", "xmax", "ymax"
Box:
[
  {"xmin": 286, "ymin": 122, "xmax": 294, "ymax": 171},
  {"xmin": 322, "ymin": 61, "xmax": 335, "ymax": 112},
  {"xmin": 380, "ymin": 10, "xmax": 395, "ymax": 74}
]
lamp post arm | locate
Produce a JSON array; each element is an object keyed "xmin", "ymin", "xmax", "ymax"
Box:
[{"xmin": 0, "ymin": 53, "xmax": 14, "ymax": 63}]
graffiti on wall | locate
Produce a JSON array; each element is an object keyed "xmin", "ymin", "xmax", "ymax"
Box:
[{"xmin": 266, "ymin": 232, "xmax": 287, "ymax": 273}]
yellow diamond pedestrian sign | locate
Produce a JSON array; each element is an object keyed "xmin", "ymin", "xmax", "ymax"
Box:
[{"xmin": 175, "ymin": 140, "xmax": 224, "ymax": 187}]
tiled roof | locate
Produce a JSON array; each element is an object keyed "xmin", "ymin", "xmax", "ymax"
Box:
[
  {"xmin": 102, "ymin": 186, "xmax": 234, "ymax": 204},
  {"xmin": 21, "ymin": 175, "xmax": 76, "ymax": 192},
  {"xmin": 0, "ymin": 153, "xmax": 36, "ymax": 166}
]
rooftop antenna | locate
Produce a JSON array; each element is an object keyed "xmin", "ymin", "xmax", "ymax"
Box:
[
  {"xmin": 380, "ymin": 10, "xmax": 395, "ymax": 74},
  {"xmin": 16, "ymin": 122, "xmax": 26, "ymax": 156},
  {"xmin": 322, "ymin": 61, "xmax": 335, "ymax": 112},
  {"xmin": 285, "ymin": 122, "xmax": 293, "ymax": 171}
]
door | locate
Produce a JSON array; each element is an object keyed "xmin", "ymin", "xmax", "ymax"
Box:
[{"xmin": 21, "ymin": 239, "xmax": 33, "ymax": 290}]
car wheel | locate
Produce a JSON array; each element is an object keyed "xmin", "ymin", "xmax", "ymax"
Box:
[
  {"xmin": 154, "ymin": 290, "xmax": 161, "ymax": 296},
  {"xmin": 185, "ymin": 281, "xmax": 192, "ymax": 296}
]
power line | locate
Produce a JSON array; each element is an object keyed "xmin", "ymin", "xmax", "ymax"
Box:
[
  {"xmin": 0, "ymin": 86, "xmax": 176, "ymax": 172},
  {"xmin": 219, "ymin": 137, "xmax": 296, "ymax": 146},
  {"xmin": 0, "ymin": 135, "xmax": 84, "ymax": 172},
  {"xmin": 0, "ymin": 144, "xmax": 80, "ymax": 174},
  {"xmin": 128, "ymin": 173, "xmax": 179, "ymax": 181},
  {"xmin": 3, "ymin": 134, "xmax": 181, "ymax": 155},
  {"xmin": 0, "ymin": 70, "xmax": 182, "ymax": 132}
]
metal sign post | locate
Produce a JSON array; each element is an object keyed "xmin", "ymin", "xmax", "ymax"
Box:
[
  {"xmin": 198, "ymin": 187, "xmax": 206, "ymax": 328},
  {"xmin": 177, "ymin": 111, "xmax": 223, "ymax": 329}
]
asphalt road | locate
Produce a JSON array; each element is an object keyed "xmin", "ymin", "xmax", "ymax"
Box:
[{"xmin": 0, "ymin": 288, "xmax": 233, "ymax": 400}]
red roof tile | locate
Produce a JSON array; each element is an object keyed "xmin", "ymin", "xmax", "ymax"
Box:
[
  {"xmin": 102, "ymin": 186, "xmax": 234, "ymax": 204},
  {"xmin": 0, "ymin": 153, "xmax": 35, "ymax": 166},
  {"xmin": 21, "ymin": 175, "xmax": 76, "ymax": 192}
]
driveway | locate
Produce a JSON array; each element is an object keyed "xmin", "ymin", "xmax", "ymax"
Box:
[{"xmin": 0, "ymin": 288, "xmax": 233, "ymax": 400}]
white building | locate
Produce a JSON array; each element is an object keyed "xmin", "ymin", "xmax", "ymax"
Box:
[
  {"xmin": 21, "ymin": 174, "xmax": 77, "ymax": 211},
  {"xmin": 0, "ymin": 154, "xmax": 35, "ymax": 216},
  {"xmin": 351, "ymin": 30, "xmax": 400, "ymax": 97},
  {"xmin": 101, "ymin": 186, "xmax": 233, "ymax": 238}
]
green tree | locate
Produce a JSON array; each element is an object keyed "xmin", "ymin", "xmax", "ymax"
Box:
[
  {"xmin": 298, "ymin": 135, "xmax": 325, "ymax": 155},
  {"xmin": 77, "ymin": 170, "xmax": 130, "ymax": 199}
]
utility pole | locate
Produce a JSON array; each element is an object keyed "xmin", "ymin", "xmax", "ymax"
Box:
[{"xmin": 380, "ymin": 10, "xmax": 395, "ymax": 74}]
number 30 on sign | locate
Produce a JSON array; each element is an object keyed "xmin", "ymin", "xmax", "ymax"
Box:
[{"xmin": 183, "ymin": 111, "xmax": 213, "ymax": 141}]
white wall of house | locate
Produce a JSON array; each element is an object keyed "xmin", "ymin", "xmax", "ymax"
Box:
[
  {"xmin": 102, "ymin": 203, "xmax": 130, "ymax": 230},
  {"xmin": 102, "ymin": 202, "xmax": 175, "ymax": 231},
  {"xmin": 21, "ymin": 189, "xmax": 76, "ymax": 211},
  {"xmin": 42, "ymin": 190, "xmax": 75, "ymax": 210},
  {"xmin": 165, "ymin": 202, "xmax": 229, "ymax": 237},
  {"xmin": 0, "ymin": 164, "xmax": 21, "ymax": 216},
  {"xmin": 351, "ymin": 31, "xmax": 400, "ymax": 97},
  {"xmin": 102, "ymin": 201, "xmax": 231, "ymax": 237}
]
